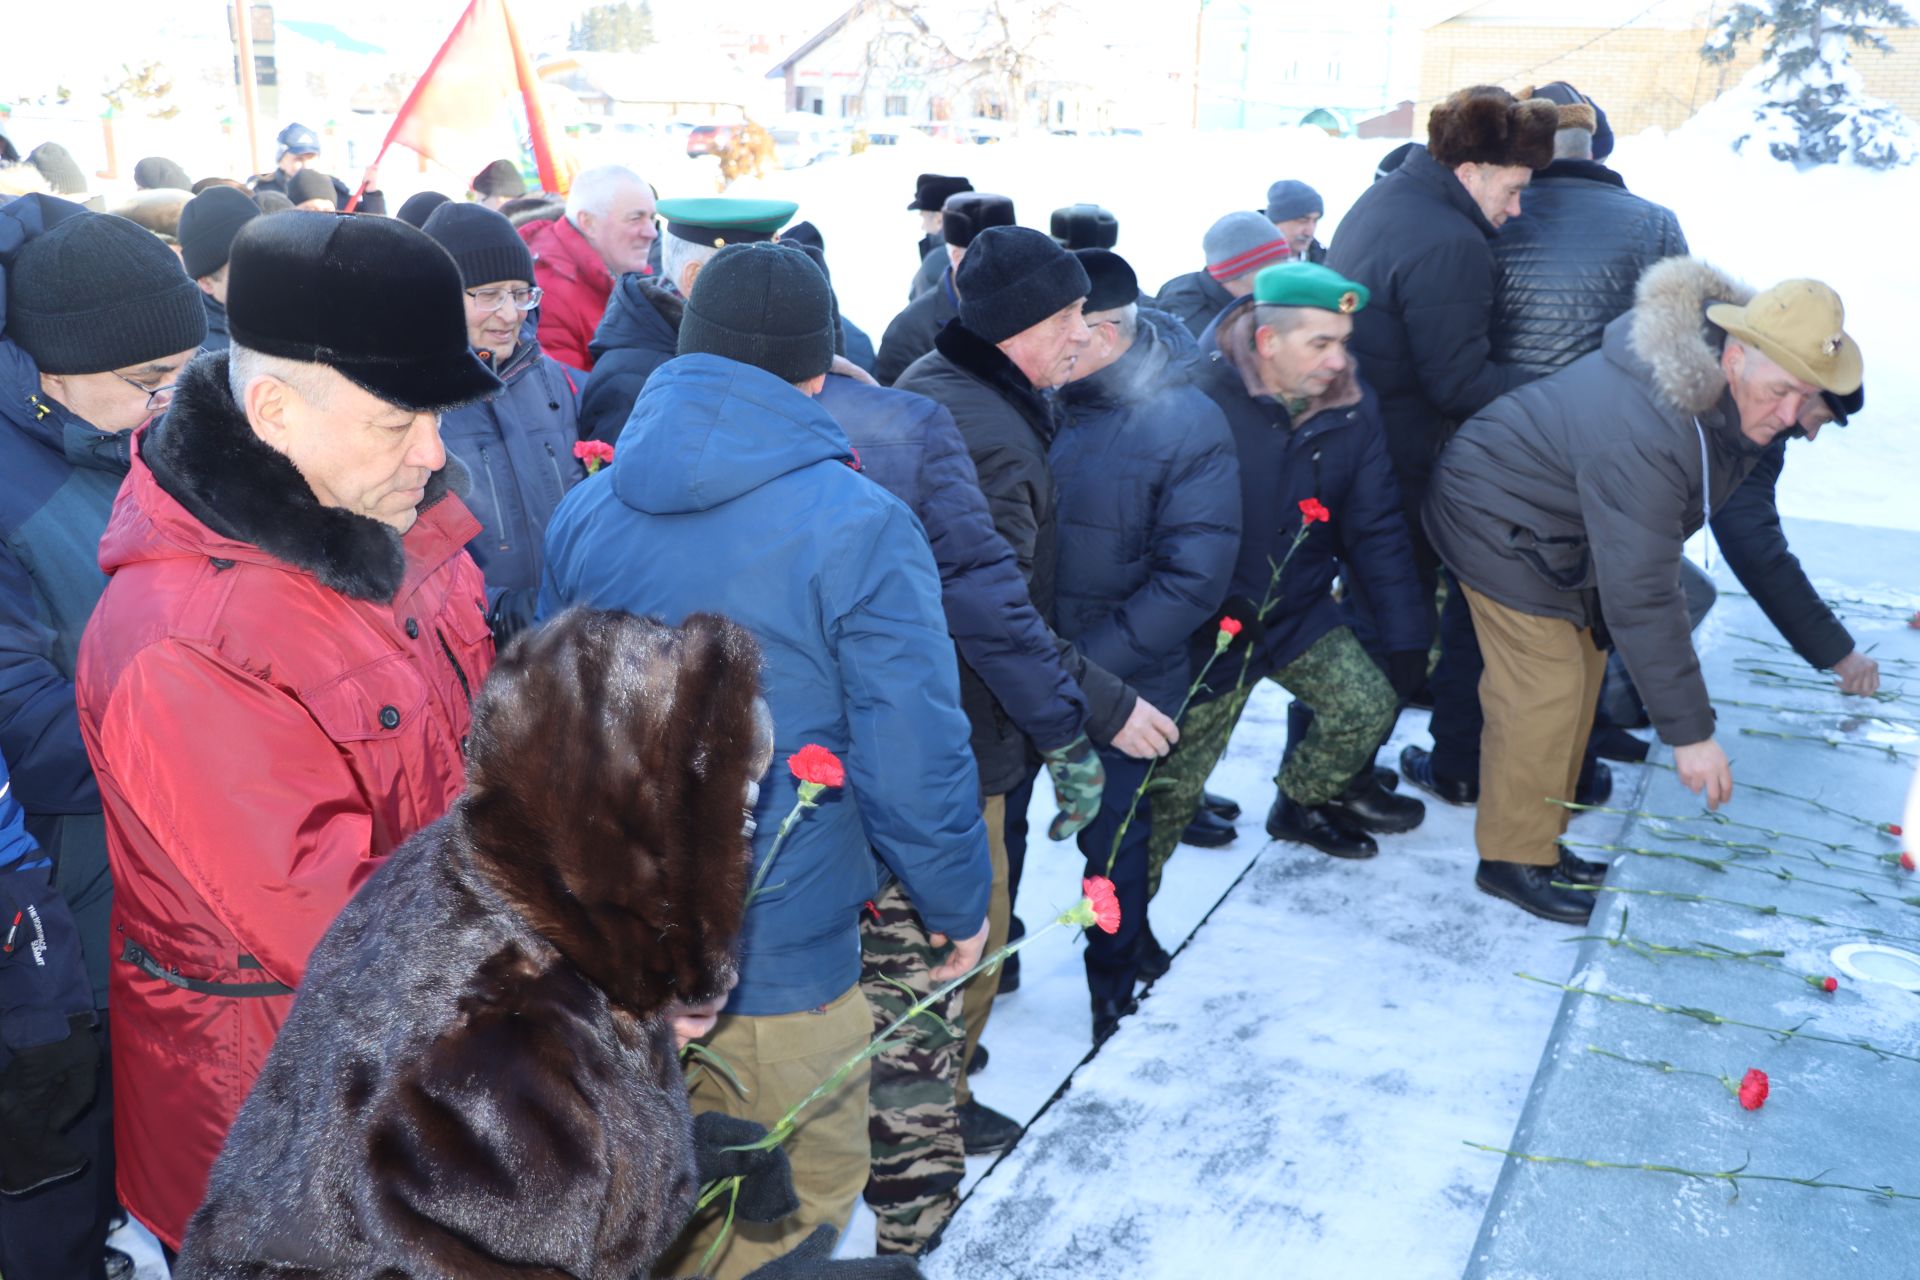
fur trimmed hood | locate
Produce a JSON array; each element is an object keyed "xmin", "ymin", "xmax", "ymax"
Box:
[
  {"xmin": 143, "ymin": 350, "xmax": 469, "ymax": 603},
  {"xmin": 458, "ymin": 608, "xmax": 768, "ymax": 1018},
  {"xmin": 1625, "ymin": 256, "xmax": 1753, "ymax": 417}
]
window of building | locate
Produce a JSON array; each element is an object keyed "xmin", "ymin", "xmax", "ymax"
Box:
[{"xmin": 885, "ymin": 94, "xmax": 909, "ymax": 116}]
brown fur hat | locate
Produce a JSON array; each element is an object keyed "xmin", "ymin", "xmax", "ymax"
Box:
[
  {"xmin": 1427, "ymin": 85, "xmax": 1559, "ymax": 170},
  {"xmin": 1519, "ymin": 85, "xmax": 1599, "ymax": 134},
  {"xmin": 459, "ymin": 608, "xmax": 770, "ymax": 1019}
]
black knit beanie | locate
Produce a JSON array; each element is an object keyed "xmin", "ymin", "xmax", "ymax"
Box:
[
  {"xmin": 471, "ymin": 159, "xmax": 527, "ymax": 199},
  {"xmin": 134, "ymin": 156, "xmax": 193, "ymax": 191},
  {"xmin": 677, "ymin": 241, "xmax": 834, "ymax": 384},
  {"xmin": 421, "ymin": 202, "xmax": 535, "ymax": 287},
  {"xmin": 27, "ymin": 143, "xmax": 87, "ymax": 197},
  {"xmin": 956, "ymin": 226, "xmax": 1091, "ymax": 345},
  {"xmin": 7, "ymin": 213, "xmax": 206, "ymax": 373},
  {"xmin": 396, "ymin": 190, "xmax": 452, "ymax": 229},
  {"xmin": 178, "ymin": 185, "xmax": 261, "ymax": 279},
  {"xmin": 287, "ymin": 169, "xmax": 336, "ymax": 206}
]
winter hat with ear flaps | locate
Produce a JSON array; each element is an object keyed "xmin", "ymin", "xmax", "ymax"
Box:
[
  {"xmin": 7, "ymin": 209, "xmax": 206, "ymax": 374},
  {"xmin": 225, "ymin": 210, "xmax": 502, "ymax": 412},
  {"xmin": 957, "ymin": 225, "xmax": 1092, "ymax": 345},
  {"xmin": 1426, "ymin": 85, "xmax": 1559, "ymax": 171},
  {"xmin": 676, "ymin": 240, "xmax": 836, "ymax": 384}
]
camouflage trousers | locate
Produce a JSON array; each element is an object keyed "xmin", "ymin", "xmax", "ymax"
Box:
[
  {"xmin": 858, "ymin": 881, "xmax": 965, "ymax": 1256},
  {"xmin": 1147, "ymin": 625, "xmax": 1398, "ymax": 896}
]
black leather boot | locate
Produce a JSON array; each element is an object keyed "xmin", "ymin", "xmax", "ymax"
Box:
[
  {"xmin": 957, "ymin": 1099, "xmax": 1023, "ymax": 1155},
  {"xmin": 1182, "ymin": 806, "xmax": 1237, "ymax": 848},
  {"xmin": 1400, "ymin": 744, "xmax": 1478, "ymax": 805},
  {"xmin": 1265, "ymin": 795, "xmax": 1379, "ymax": 859},
  {"xmin": 1092, "ymin": 994, "xmax": 1140, "ymax": 1044},
  {"xmin": 1473, "ymin": 860, "xmax": 1594, "ymax": 924},
  {"xmin": 1574, "ymin": 759, "xmax": 1614, "ymax": 807},
  {"xmin": 1589, "ymin": 725, "xmax": 1650, "ymax": 763},
  {"xmin": 1323, "ymin": 773, "xmax": 1426, "ymax": 835},
  {"xmin": 1136, "ymin": 925, "xmax": 1172, "ymax": 982},
  {"xmin": 967, "ymin": 1042, "xmax": 989, "ymax": 1074},
  {"xmin": 1373, "ymin": 765, "xmax": 1401, "ymax": 792},
  {"xmin": 1556, "ymin": 845, "xmax": 1610, "ymax": 886},
  {"xmin": 1202, "ymin": 789, "xmax": 1241, "ymax": 821}
]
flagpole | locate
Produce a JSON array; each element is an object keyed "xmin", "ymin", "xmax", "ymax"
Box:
[
  {"xmin": 234, "ymin": 2, "xmax": 263, "ymax": 177},
  {"xmin": 500, "ymin": 0, "xmax": 565, "ymax": 194},
  {"xmin": 344, "ymin": 0, "xmax": 482, "ymax": 211}
]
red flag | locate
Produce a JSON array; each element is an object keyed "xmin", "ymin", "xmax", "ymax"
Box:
[{"xmin": 348, "ymin": 0, "xmax": 573, "ymax": 209}]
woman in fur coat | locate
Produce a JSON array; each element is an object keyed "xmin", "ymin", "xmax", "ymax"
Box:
[{"xmin": 172, "ymin": 609, "xmax": 908, "ymax": 1278}]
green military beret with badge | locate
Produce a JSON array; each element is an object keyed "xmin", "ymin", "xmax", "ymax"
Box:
[
  {"xmin": 1253, "ymin": 261, "xmax": 1370, "ymax": 314},
  {"xmin": 654, "ymin": 197, "xmax": 800, "ymax": 248}
]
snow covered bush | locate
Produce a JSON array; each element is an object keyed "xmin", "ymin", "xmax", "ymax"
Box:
[{"xmin": 1700, "ymin": 1, "xmax": 1918, "ymax": 168}]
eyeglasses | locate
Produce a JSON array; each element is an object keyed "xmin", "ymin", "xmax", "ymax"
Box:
[
  {"xmin": 113, "ymin": 369, "xmax": 178, "ymax": 412},
  {"xmin": 464, "ymin": 286, "xmax": 544, "ymax": 313}
]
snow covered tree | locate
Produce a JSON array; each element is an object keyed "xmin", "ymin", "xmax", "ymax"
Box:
[{"xmin": 1701, "ymin": 1, "xmax": 1918, "ymax": 168}]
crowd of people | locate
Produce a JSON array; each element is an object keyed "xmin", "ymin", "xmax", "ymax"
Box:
[{"xmin": 0, "ymin": 78, "xmax": 1873, "ymax": 1280}]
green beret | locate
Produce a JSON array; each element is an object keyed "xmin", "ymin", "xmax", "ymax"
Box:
[
  {"xmin": 1253, "ymin": 261, "xmax": 1369, "ymax": 315},
  {"xmin": 655, "ymin": 197, "xmax": 799, "ymax": 248}
]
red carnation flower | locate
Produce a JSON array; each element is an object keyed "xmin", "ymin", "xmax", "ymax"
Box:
[
  {"xmin": 1902, "ymin": 851, "xmax": 1917, "ymax": 873},
  {"xmin": 1822, "ymin": 976, "xmax": 1839, "ymax": 993},
  {"xmin": 1888, "ymin": 823, "xmax": 1905, "ymax": 837},
  {"xmin": 788, "ymin": 744, "xmax": 846, "ymax": 789},
  {"xmin": 1082, "ymin": 876, "xmax": 1122, "ymax": 935},
  {"xmin": 1908, "ymin": 610, "xmax": 1920, "ymax": 630},
  {"xmin": 1299, "ymin": 497, "xmax": 1330, "ymax": 525},
  {"xmin": 1219, "ymin": 616, "xmax": 1243, "ymax": 637},
  {"xmin": 573, "ymin": 440, "xmax": 616, "ymax": 474},
  {"xmin": 1737, "ymin": 1068, "xmax": 1769, "ymax": 1111}
]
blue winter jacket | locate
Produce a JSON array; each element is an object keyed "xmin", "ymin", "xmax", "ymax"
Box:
[
  {"xmin": 816, "ymin": 375, "xmax": 1087, "ymax": 753},
  {"xmin": 1053, "ymin": 323, "xmax": 1241, "ymax": 713},
  {"xmin": 579, "ymin": 274, "xmax": 681, "ymax": 446},
  {"xmin": 1190, "ymin": 297, "xmax": 1427, "ymax": 696},
  {"xmin": 0, "ymin": 749, "xmax": 95, "ymax": 1066},
  {"xmin": 537, "ymin": 354, "xmax": 991, "ymax": 1016},
  {"xmin": 439, "ymin": 334, "xmax": 584, "ymax": 642}
]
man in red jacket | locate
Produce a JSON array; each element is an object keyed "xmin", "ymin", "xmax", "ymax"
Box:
[
  {"xmin": 75, "ymin": 211, "xmax": 502, "ymax": 1254},
  {"xmin": 518, "ymin": 164, "xmax": 657, "ymax": 372}
]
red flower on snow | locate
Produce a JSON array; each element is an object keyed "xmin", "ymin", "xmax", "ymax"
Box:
[
  {"xmin": 1902, "ymin": 851, "xmax": 1917, "ymax": 873},
  {"xmin": 1821, "ymin": 976, "xmax": 1839, "ymax": 993},
  {"xmin": 1887, "ymin": 823, "xmax": 1905, "ymax": 838},
  {"xmin": 1737, "ymin": 1068, "xmax": 1770, "ymax": 1111},
  {"xmin": 788, "ymin": 744, "xmax": 846, "ymax": 789},
  {"xmin": 574, "ymin": 440, "xmax": 615, "ymax": 473},
  {"xmin": 1082, "ymin": 876, "xmax": 1122, "ymax": 935},
  {"xmin": 1299, "ymin": 497, "xmax": 1331, "ymax": 525},
  {"xmin": 1219, "ymin": 616, "xmax": 1244, "ymax": 638}
]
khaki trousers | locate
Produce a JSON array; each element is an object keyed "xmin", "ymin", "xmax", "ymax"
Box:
[
  {"xmin": 662, "ymin": 985, "xmax": 873, "ymax": 1279},
  {"xmin": 954, "ymin": 793, "xmax": 1010, "ymax": 1107},
  {"xmin": 1462, "ymin": 583, "xmax": 1607, "ymax": 868}
]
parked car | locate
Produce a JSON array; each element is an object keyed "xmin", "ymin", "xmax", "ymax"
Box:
[{"xmin": 687, "ymin": 123, "xmax": 744, "ymax": 157}]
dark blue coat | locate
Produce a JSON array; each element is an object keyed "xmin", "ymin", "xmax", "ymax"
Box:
[
  {"xmin": 874, "ymin": 269, "xmax": 957, "ymax": 387},
  {"xmin": 0, "ymin": 746, "xmax": 94, "ymax": 1068},
  {"xmin": 816, "ymin": 375, "xmax": 1086, "ymax": 754},
  {"xmin": 1709, "ymin": 437, "xmax": 1852, "ymax": 671},
  {"xmin": 201, "ymin": 295, "xmax": 230, "ymax": 351},
  {"xmin": 1152, "ymin": 269, "xmax": 1236, "ymax": 339},
  {"xmin": 1191, "ymin": 298, "xmax": 1427, "ymax": 697},
  {"xmin": 579, "ymin": 275, "xmax": 680, "ymax": 446},
  {"xmin": 439, "ymin": 335, "xmax": 584, "ymax": 642},
  {"xmin": 537, "ymin": 354, "xmax": 990, "ymax": 1017},
  {"xmin": 1053, "ymin": 322, "xmax": 1241, "ymax": 712}
]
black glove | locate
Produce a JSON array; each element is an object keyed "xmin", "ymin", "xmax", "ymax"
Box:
[
  {"xmin": 741, "ymin": 1225, "xmax": 923, "ymax": 1279},
  {"xmin": 1386, "ymin": 650, "xmax": 1429, "ymax": 701},
  {"xmin": 692, "ymin": 1111, "xmax": 799, "ymax": 1225},
  {"xmin": 0, "ymin": 1013, "xmax": 97, "ymax": 1195}
]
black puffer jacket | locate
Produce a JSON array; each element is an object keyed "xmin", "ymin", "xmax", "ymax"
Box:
[
  {"xmin": 1710, "ymin": 437, "xmax": 1854, "ymax": 671},
  {"xmin": 579, "ymin": 275, "xmax": 682, "ymax": 445},
  {"xmin": 1152, "ymin": 269, "xmax": 1236, "ymax": 339},
  {"xmin": 895, "ymin": 322, "xmax": 1134, "ymax": 792},
  {"xmin": 1325, "ymin": 145, "xmax": 1530, "ymax": 533},
  {"xmin": 1053, "ymin": 321, "xmax": 1240, "ymax": 712},
  {"xmin": 1425, "ymin": 258, "xmax": 1767, "ymax": 747},
  {"xmin": 875, "ymin": 269, "xmax": 957, "ymax": 386},
  {"xmin": 1491, "ymin": 159, "xmax": 1688, "ymax": 378}
]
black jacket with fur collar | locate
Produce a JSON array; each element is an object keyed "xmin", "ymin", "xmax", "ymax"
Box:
[
  {"xmin": 1424, "ymin": 257, "xmax": 1765, "ymax": 747},
  {"xmin": 895, "ymin": 321, "xmax": 1132, "ymax": 790},
  {"xmin": 174, "ymin": 610, "xmax": 768, "ymax": 1278}
]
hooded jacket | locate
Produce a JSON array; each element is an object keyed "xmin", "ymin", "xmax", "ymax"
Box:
[
  {"xmin": 1152, "ymin": 269, "xmax": 1237, "ymax": 339},
  {"xmin": 1325, "ymin": 145, "xmax": 1531, "ymax": 530},
  {"xmin": 1424, "ymin": 258, "xmax": 1766, "ymax": 748},
  {"xmin": 1191, "ymin": 298, "xmax": 1428, "ymax": 694},
  {"xmin": 520, "ymin": 215, "xmax": 617, "ymax": 373},
  {"xmin": 579, "ymin": 274, "xmax": 682, "ymax": 445},
  {"xmin": 75, "ymin": 352, "xmax": 492, "ymax": 1249},
  {"xmin": 175, "ymin": 611, "xmax": 764, "ymax": 1279},
  {"xmin": 874, "ymin": 267, "xmax": 958, "ymax": 386},
  {"xmin": 0, "ymin": 341, "xmax": 124, "ymax": 1011},
  {"xmin": 1053, "ymin": 321, "xmax": 1241, "ymax": 713},
  {"xmin": 537, "ymin": 354, "xmax": 990, "ymax": 1017},
  {"xmin": 1491, "ymin": 158, "xmax": 1689, "ymax": 378},
  {"xmin": 439, "ymin": 331, "xmax": 585, "ymax": 642},
  {"xmin": 816, "ymin": 375, "xmax": 1088, "ymax": 754},
  {"xmin": 895, "ymin": 323, "xmax": 1136, "ymax": 793}
]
